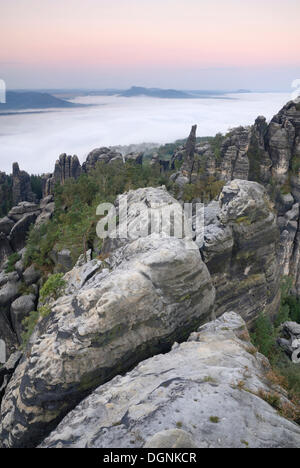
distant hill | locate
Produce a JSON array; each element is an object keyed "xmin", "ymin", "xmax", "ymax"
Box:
[
  {"xmin": 117, "ymin": 86, "xmax": 251, "ymax": 99},
  {"xmin": 119, "ymin": 87, "xmax": 193, "ymax": 99},
  {"xmin": 0, "ymin": 91, "xmax": 84, "ymax": 112}
]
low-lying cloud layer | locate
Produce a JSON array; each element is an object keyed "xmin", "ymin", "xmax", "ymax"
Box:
[{"xmin": 0, "ymin": 92, "xmax": 291, "ymax": 174}]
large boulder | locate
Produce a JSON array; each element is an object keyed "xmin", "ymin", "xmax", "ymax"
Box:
[
  {"xmin": 0, "ymin": 186, "xmax": 215, "ymax": 448},
  {"xmin": 219, "ymin": 127, "xmax": 251, "ymax": 181},
  {"xmin": 42, "ymin": 154, "xmax": 82, "ymax": 197},
  {"xmin": 0, "ymin": 217, "xmax": 15, "ymax": 236},
  {"xmin": 0, "ymin": 314, "xmax": 18, "ymax": 361},
  {"xmin": 22, "ymin": 265, "xmax": 41, "ymax": 286},
  {"xmin": 40, "ymin": 312, "xmax": 300, "ymax": 449},
  {"xmin": 7, "ymin": 202, "xmax": 40, "ymax": 223},
  {"xmin": 0, "ymin": 233, "xmax": 13, "ymax": 269},
  {"xmin": 9, "ymin": 212, "xmax": 38, "ymax": 251},
  {"xmin": 35, "ymin": 197, "xmax": 55, "ymax": 227},
  {"xmin": 0, "ymin": 280, "xmax": 20, "ymax": 311},
  {"xmin": 10, "ymin": 294, "xmax": 36, "ymax": 343},
  {"xmin": 12, "ymin": 163, "xmax": 36, "ymax": 206},
  {"xmin": 201, "ymin": 179, "xmax": 280, "ymax": 323},
  {"xmin": 0, "ymin": 352, "xmax": 22, "ymax": 402},
  {"xmin": 50, "ymin": 247, "xmax": 73, "ymax": 273},
  {"xmin": 82, "ymin": 148, "xmax": 123, "ymax": 173}
]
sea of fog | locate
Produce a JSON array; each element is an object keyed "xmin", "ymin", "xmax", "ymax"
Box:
[{"xmin": 0, "ymin": 92, "xmax": 291, "ymax": 174}]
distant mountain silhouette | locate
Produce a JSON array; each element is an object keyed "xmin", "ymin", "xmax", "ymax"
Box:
[
  {"xmin": 0, "ymin": 91, "xmax": 84, "ymax": 111},
  {"xmin": 119, "ymin": 87, "xmax": 193, "ymax": 99},
  {"xmin": 117, "ymin": 86, "xmax": 251, "ymax": 99}
]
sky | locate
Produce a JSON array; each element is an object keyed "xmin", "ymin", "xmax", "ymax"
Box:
[{"xmin": 0, "ymin": 0, "xmax": 300, "ymax": 90}]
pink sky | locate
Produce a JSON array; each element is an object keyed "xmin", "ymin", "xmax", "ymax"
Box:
[{"xmin": 1, "ymin": 0, "xmax": 300, "ymax": 89}]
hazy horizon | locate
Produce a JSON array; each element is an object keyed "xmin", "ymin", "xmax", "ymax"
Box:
[{"xmin": 0, "ymin": 92, "xmax": 291, "ymax": 174}]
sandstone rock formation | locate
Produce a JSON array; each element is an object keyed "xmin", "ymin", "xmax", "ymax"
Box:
[
  {"xmin": 219, "ymin": 127, "xmax": 251, "ymax": 181},
  {"xmin": 12, "ymin": 163, "xmax": 36, "ymax": 206},
  {"xmin": 278, "ymin": 321, "xmax": 300, "ymax": 361},
  {"xmin": 0, "ymin": 196, "xmax": 55, "ymax": 358},
  {"xmin": 40, "ymin": 312, "xmax": 300, "ymax": 449},
  {"xmin": 200, "ymin": 179, "xmax": 280, "ymax": 323},
  {"xmin": 0, "ymin": 164, "xmax": 38, "ymax": 218},
  {"xmin": 42, "ymin": 147, "xmax": 144, "ymax": 196},
  {"xmin": 43, "ymin": 154, "xmax": 82, "ymax": 196},
  {"xmin": 82, "ymin": 148, "xmax": 123, "ymax": 173},
  {"xmin": 0, "ymin": 186, "xmax": 215, "ymax": 448}
]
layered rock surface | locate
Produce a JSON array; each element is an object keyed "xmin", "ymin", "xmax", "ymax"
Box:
[
  {"xmin": 0, "ymin": 197, "xmax": 54, "ymax": 358},
  {"xmin": 40, "ymin": 312, "xmax": 300, "ymax": 449},
  {"xmin": 43, "ymin": 147, "xmax": 144, "ymax": 196},
  {"xmin": 200, "ymin": 179, "xmax": 280, "ymax": 323},
  {"xmin": 0, "ymin": 186, "xmax": 215, "ymax": 448}
]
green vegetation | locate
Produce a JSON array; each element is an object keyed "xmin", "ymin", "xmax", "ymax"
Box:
[
  {"xmin": 24, "ymin": 161, "xmax": 170, "ymax": 272},
  {"xmin": 21, "ymin": 311, "xmax": 39, "ymax": 348},
  {"xmin": 39, "ymin": 273, "xmax": 66, "ymax": 303},
  {"xmin": 21, "ymin": 305, "xmax": 51, "ymax": 349},
  {"xmin": 0, "ymin": 175, "xmax": 13, "ymax": 217},
  {"xmin": 280, "ymin": 175, "xmax": 292, "ymax": 195},
  {"xmin": 30, "ymin": 175, "xmax": 43, "ymax": 200},
  {"xmin": 182, "ymin": 177, "xmax": 225, "ymax": 203},
  {"xmin": 18, "ymin": 282, "xmax": 36, "ymax": 296},
  {"xmin": 209, "ymin": 416, "xmax": 220, "ymax": 423},
  {"xmin": 291, "ymin": 155, "xmax": 300, "ymax": 174},
  {"xmin": 251, "ymin": 312, "xmax": 275, "ymax": 358},
  {"xmin": 251, "ymin": 277, "xmax": 300, "ymax": 420},
  {"xmin": 236, "ymin": 216, "xmax": 251, "ymax": 225},
  {"xmin": 241, "ymin": 440, "xmax": 249, "ymax": 447},
  {"xmin": 5, "ymin": 253, "xmax": 21, "ymax": 273},
  {"xmin": 210, "ymin": 132, "xmax": 225, "ymax": 162},
  {"xmin": 257, "ymin": 389, "xmax": 281, "ymax": 410},
  {"xmin": 21, "ymin": 273, "xmax": 67, "ymax": 348}
]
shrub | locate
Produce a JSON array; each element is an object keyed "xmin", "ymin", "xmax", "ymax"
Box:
[
  {"xmin": 21, "ymin": 275, "xmax": 66, "ymax": 349},
  {"xmin": 40, "ymin": 273, "xmax": 66, "ymax": 303},
  {"xmin": 209, "ymin": 416, "xmax": 220, "ymax": 423},
  {"xmin": 23, "ymin": 161, "xmax": 171, "ymax": 271},
  {"xmin": 5, "ymin": 253, "xmax": 21, "ymax": 273},
  {"xmin": 21, "ymin": 306, "xmax": 51, "ymax": 349},
  {"xmin": 251, "ymin": 312, "xmax": 275, "ymax": 359},
  {"xmin": 21, "ymin": 311, "xmax": 39, "ymax": 348}
]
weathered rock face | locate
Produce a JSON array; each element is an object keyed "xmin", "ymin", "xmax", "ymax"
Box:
[
  {"xmin": 82, "ymin": 148, "xmax": 123, "ymax": 173},
  {"xmin": 12, "ymin": 163, "xmax": 36, "ymax": 206},
  {"xmin": 0, "ymin": 233, "xmax": 12, "ymax": 268},
  {"xmin": 39, "ymin": 312, "xmax": 300, "ymax": 449},
  {"xmin": 0, "ymin": 313, "xmax": 18, "ymax": 360},
  {"xmin": 219, "ymin": 127, "xmax": 251, "ymax": 181},
  {"xmin": 0, "ymin": 186, "xmax": 215, "ymax": 448},
  {"xmin": 0, "ymin": 172, "xmax": 12, "ymax": 218},
  {"xmin": 248, "ymin": 116, "xmax": 272, "ymax": 183},
  {"xmin": 10, "ymin": 295, "xmax": 36, "ymax": 343},
  {"xmin": 43, "ymin": 154, "xmax": 82, "ymax": 196},
  {"xmin": 277, "ymin": 321, "xmax": 300, "ymax": 361},
  {"xmin": 181, "ymin": 125, "xmax": 197, "ymax": 180},
  {"xmin": 267, "ymin": 101, "xmax": 300, "ymax": 187},
  {"xmin": 9, "ymin": 212, "xmax": 38, "ymax": 251},
  {"xmin": 201, "ymin": 179, "xmax": 280, "ymax": 323},
  {"xmin": 0, "ymin": 196, "xmax": 54, "ymax": 358},
  {"xmin": 0, "ymin": 352, "xmax": 22, "ymax": 402},
  {"xmin": 171, "ymin": 125, "xmax": 251, "ymax": 192}
]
